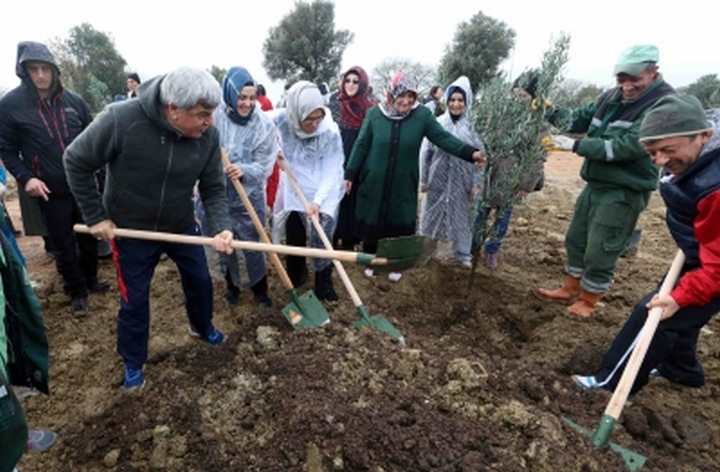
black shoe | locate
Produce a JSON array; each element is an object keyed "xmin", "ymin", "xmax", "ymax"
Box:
[
  {"xmin": 71, "ymin": 296, "xmax": 89, "ymax": 317},
  {"xmin": 254, "ymin": 293, "xmax": 273, "ymax": 307},
  {"xmin": 314, "ymin": 266, "xmax": 338, "ymax": 301},
  {"xmin": 250, "ymin": 276, "xmax": 273, "ymax": 307},
  {"xmin": 225, "ymin": 285, "xmax": 240, "ymax": 306},
  {"xmin": 88, "ymin": 280, "xmax": 110, "ymax": 294}
]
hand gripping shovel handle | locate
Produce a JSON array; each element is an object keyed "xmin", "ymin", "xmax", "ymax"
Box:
[
  {"xmin": 593, "ymin": 249, "xmax": 686, "ymax": 447},
  {"xmin": 220, "ymin": 150, "xmax": 294, "ymax": 290},
  {"xmin": 277, "ymin": 156, "xmax": 364, "ymax": 308},
  {"xmin": 73, "ymin": 225, "xmax": 386, "ymax": 265}
]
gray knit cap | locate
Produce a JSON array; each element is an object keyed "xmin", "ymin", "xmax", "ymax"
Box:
[{"xmin": 639, "ymin": 94, "xmax": 713, "ymax": 142}]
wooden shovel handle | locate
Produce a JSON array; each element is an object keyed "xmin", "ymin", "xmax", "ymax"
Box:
[
  {"xmin": 604, "ymin": 249, "xmax": 686, "ymax": 420},
  {"xmin": 279, "ymin": 158, "xmax": 364, "ymax": 308},
  {"xmin": 73, "ymin": 224, "xmax": 385, "ymax": 265},
  {"xmin": 221, "ymin": 150, "xmax": 294, "ymax": 289}
]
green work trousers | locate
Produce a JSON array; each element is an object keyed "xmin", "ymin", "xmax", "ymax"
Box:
[{"xmin": 564, "ymin": 185, "xmax": 649, "ymax": 293}]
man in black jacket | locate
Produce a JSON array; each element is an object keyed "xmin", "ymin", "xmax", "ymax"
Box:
[
  {"xmin": 0, "ymin": 41, "xmax": 106, "ymax": 316},
  {"xmin": 64, "ymin": 67, "xmax": 233, "ymax": 391}
]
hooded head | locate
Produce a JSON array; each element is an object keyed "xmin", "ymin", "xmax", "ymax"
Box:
[
  {"xmin": 445, "ymin": 76, "xmax": 473, "ymax": 121},
  {"xmin": 286, "ymin": 81, "xmax": 326, "ymax": 139},
  {"xmin": 15, "ymin": 41, "xmax": 61, "ymax": 96},
  {"xmin": 222, "ymin": 66, "xmax": 256, "ymax": 125}
]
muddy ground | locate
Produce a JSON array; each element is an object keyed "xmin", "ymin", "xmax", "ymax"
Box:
[{"xmin": 12, "ymin": 152, "xmax": 720, "ymax": 471}]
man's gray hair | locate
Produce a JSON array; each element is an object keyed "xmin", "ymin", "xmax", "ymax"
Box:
[{"xmin": 160, "ymin": 67, "xmax": 221, "ymax": 109}]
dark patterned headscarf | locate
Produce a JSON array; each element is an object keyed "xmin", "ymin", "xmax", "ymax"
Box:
[
  {"xmin": 337, "ymin": 66, "xmax": 373, "ymax": 129},
  {"xmin": 379, "ymin": 72, "xmax": 418, "ymax": 120}
]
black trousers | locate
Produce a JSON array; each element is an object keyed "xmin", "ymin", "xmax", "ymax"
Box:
[
  {"xmin": 38, "ymin": 194, "xmax": 97, "ymax": 297},
  {"xmin": 595, "ymin": 275, "xmax": 720, "ymax": 395},
  {"xmin": 285, "ymin": 212, "xmax": 308, "ymax": 284}
]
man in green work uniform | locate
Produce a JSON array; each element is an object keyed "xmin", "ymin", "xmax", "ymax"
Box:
[{"xmin": 535, "ymin": 45, "xmax": 675, "ymax": 318}]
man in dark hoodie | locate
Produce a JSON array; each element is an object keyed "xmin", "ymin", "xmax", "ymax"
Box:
[
  {"xmin": 0, "ymin": 41, "xmax": 107, "ymax": 316},
  {"xmin": 64, "ymin": 67, "xmax": 233, "ymax": 391}
]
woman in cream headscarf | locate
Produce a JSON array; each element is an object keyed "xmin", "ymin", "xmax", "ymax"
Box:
[{"xmin": 272, "ymin": 81, "xmax": 345, "ymax": 301}]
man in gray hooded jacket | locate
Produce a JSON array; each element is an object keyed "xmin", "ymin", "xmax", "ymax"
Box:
[{"xmin": 64, "ymin": 67, "xmax": 233, "ymax": 391}]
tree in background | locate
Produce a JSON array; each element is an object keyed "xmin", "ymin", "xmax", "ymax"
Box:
[
  {"xmin": 208, "ymin": 65, "xmax": 227, "ymax": 85},
  {"xmin": 51, "ymin": 23, "xmax": 127, "ymax": 113},
  {"xmin": 371, "ymin": 58, "xmax": 437, "ymax": 101},
  {"xmin": 438, "ymin": 11, "xmax": 515, "ymax": 91},
  {"xmin": 680, "ymin": 74, "xmax": 720, "ymax": 108},
  {"xmin": 553, "ymin": 78, "xmax": 603, "ymax": 108},
  {"xmin": 263, "ymin": 0, "xmax": 353, "ymax": 85}
]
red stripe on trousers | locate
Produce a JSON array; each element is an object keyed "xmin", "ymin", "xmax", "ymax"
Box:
[{"xmin": 110, "ymin": 239, "xmax": 129, "ymax": 303}]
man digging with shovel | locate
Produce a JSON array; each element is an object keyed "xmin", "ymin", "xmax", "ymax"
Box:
[
  {"xmin": 572, "ymin": 94, "xmax": 720, "ymax": 395},
  {"xmin": 64, "ymin": 67, "xmax": 234, "ymax": 392}
]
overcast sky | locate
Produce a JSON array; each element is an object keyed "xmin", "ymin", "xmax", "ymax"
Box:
[{"xmin": 1, "ymin": 0, "xmax": 717, "ymax": 102}]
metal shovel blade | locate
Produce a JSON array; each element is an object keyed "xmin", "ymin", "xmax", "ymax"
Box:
[
  {"xmin": 281, "ymin": 289, "xmax": 331, "ymax": 330},
  {"xmin": 375, "ymin": 235, "xmax": 436, "ymax": 273},
  {"xmin": 351, "ymin": 305, "xmax": 405, "ymax": 345},
  {"xmin": 562, "ymin": 416, "xmax": 646, "ymax": 471}
]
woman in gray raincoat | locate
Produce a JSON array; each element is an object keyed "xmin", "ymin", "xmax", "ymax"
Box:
[
  {"xmin": 272, "ymin": 81, "xmax": 344, "ymax": 301},
  {"xmin": 420, "ymin": 76, "xmax": 483, "ymax": 267},
  {"xmin": 199, "ymin": 66, "xmax": 278, "ymax": 306}
]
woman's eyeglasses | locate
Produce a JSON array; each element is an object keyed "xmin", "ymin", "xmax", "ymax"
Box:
[{"xmin": 344, "ymin": 78, "xmax": 360, "ymax": 84}]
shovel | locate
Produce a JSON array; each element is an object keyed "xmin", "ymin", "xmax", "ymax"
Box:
[
  {"xmin": 278, "ymin": 157, "xmax": 405, "ymax": 344},
  {"xmin": 563, "ymin": 249, "xmax": 686, "ymax": 471},
  {"xmin": 220, "ymin": 150, "xmax": 330, "ymax": 329},
  {"xmin": 74, "ymin": 225, "xmax": 390, "ymax": 265}
]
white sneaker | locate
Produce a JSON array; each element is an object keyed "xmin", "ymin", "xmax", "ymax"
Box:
[
  {"xmin": 572, "ymin": 375, "xmax": 601, "ymax": 390},
  {"xmin": 388, "ymin": 272, "xmax": 402, "ymax": 283},
  {"xmin": 363, "ymin": 268, "xmax": 375, "ymax": 278}
]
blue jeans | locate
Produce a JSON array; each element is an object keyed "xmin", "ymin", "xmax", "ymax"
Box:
[
  {"xmin": 112, "ymin": 223, "xmax": 214, "ymax": 370},
  {"xmin": 474, "ymin": 206, "xmax": 513, "ymax": 255}
]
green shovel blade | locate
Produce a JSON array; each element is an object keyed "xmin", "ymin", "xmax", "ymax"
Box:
[
  {"xmin": 375, "ymin": 235, "xmax": 436, "ymax": 273},
  {"xmin": 562, "ymin": 416, "xmax": 646, "ymax": 471},
  {"xmin": 352, "ymin": 305, "xmax": 405, "ymax": 345},
  {"xmin": 281, "ymin": 289, "xmax": 330, "ymax": 330}
]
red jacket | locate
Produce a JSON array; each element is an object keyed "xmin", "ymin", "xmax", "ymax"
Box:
[{"xmin": 672, "ymin": 189, "xmax": 720, "ymax": 306}]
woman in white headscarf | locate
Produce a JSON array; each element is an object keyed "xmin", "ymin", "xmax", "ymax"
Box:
[
  {"xmin": 272, "ymin": 81, "xmax": 345, "ymax": 301},
  {"xmin": 420, "ymin": 76, "xmax": 484, "ymax": 267}
]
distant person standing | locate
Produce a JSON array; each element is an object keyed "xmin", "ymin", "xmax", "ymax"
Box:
[
  {"xmin": 126, "ymin": 72, "xmax": 141, "ymax": 98},
  {"xmin": 256, "ymin": 84, "xmax": 273, "ymax": 111},
  {"xmin": 424, "ymin": 85, "xmax": 445, "ymax": 117},
  {"xmin": 328, "ymin": 66, "xmax": 375, "ymax": 249},
  {"xmin": 258, "ymin": 83, "xmax": 283, "ymax": 210},
  {"xmin": 0, "ymin": 41, "xmax": 107, "ymax": 316}
]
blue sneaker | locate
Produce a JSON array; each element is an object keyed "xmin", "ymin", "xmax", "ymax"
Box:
[
  {"xmin": 123, "ymin": 367, "xmax": 145, "ymax": 391},
  {"xmin": 189, "ymin": 327, "xmax": 225, "ymax": 345}
]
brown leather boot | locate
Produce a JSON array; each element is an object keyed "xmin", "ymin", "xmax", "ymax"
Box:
[
  {"xmin": 567, "ymin": 290, "xmax": 604, "ymax": 318},
  {"xmin": 533, "ymin": 276, "xmax": 580, "ymax": 304}
]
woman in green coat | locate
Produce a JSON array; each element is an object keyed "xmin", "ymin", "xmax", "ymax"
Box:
[{"xmin": 344, "ymin": 73, "xmax": 484, "ymax": 281}]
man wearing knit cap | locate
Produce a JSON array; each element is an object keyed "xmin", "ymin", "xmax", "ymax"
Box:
[
  {"xmin": 535, "ymin": 45, "xmax": 675, "ymax": 317},
  {"xmin": 572, "ymin": 94, "xmax": 720, "ymax": 395}
]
